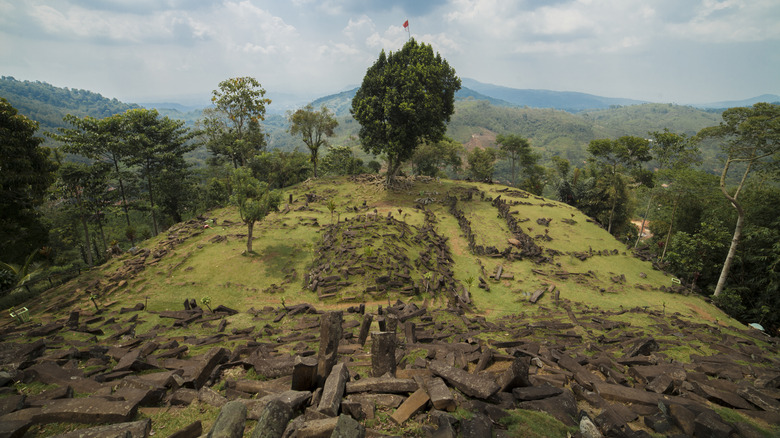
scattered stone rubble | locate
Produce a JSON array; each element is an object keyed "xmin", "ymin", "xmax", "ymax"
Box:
[
  {"xmin": 305, "ymin": 208, "xmax": 469, "ymax": 308},
  {"xmin": 1, "ymin": 296, "xmax": 778, "ymax": 438}
]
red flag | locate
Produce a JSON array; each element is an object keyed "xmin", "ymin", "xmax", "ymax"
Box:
[{"xmin": 403, "ymin": 20, "xmax": 409, "ymax": 29}]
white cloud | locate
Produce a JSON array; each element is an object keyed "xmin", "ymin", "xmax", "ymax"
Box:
[
  {"xmin": 2, "ymin": 0, "xmax": 777, "ymax": 104},
  {"xmin": 343, "ymin": 15, "xmax": 375, "ymax": 40},
  {"xmin": 666, "ymin": 0, "xmax": 780, "ymax": 42}
]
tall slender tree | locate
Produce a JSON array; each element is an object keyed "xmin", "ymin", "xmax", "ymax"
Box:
[
  {"xmin": 496, "ymin": 134, "xmax": 531, "ymax": 187},
  {"xmin": 639, "ymin": 129, "xmax": 701, "ymax": 251},
  {"xmin": 117, "ymin": 109, "xmax": 193, "ymax": 236},
  {"xmin": 56, "ymin": 162, "xmax": 111, "ymax": 266},
  {"xmin": 203, "ymin": 77, "xmax": 271, "ymax": 168},
  {"xmin": 289, "ymin": 104, "xmax": 338, "ymax": 178},
  {"xmin": 53, "ymin": 114, "xmax": 135, "ymax": 245},
  {"xmin": 697, "ymin": 103, "xmax": 779, "ymax": 297}
]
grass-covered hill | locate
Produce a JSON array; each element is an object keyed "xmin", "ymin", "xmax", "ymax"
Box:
[
  {"xmin": 2, "ymin": 176, "xmax": 778, "ymax": 437},
  {"xmin": 29, "ymin": 176, "xmax": 725, "ymax": 319}
]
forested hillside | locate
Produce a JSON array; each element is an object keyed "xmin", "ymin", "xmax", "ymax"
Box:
[
  {"xmin": 3, "ymin": 76, "xmax": 725, "ymax": 169},
  {"xmin": 0, "ymin": 76, "xmax": 138, "ymax": 134}
]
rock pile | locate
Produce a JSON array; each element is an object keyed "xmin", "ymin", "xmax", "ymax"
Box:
[
  {"xmin": 305, "ymin": 210, "xmax": 468, "ymax": 307},
  {"xmin": 1, "ymin": 296, "xmax": 778, "ymax": 438}
]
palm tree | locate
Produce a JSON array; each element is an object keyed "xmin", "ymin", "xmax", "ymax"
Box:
[{"xmin": 0, "ymin": 249, "xmax": 43, "ymax": 294}]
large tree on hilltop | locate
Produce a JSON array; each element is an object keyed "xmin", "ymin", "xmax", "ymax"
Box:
[
  {"xmin": 351, "ymin": 39, "xmax": 461, "ymax": 186},
  {"xmin": 697, "ymin": 102, "xmax": 779, "ymax": 297},
  {"xmin": 288, "ymin": 104, "xmax": 338, "ymax": 178},
  {"xmin": 0, "ymin": 98, "xmax": 57, "ymax": 264}
]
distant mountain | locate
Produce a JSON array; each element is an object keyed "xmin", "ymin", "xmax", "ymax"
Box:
[
  {"xmin": 138, "ymin": 102, "xmax": 203, "ymax": 112},
  {"xmin": 310, "ymin": 88, "xmax": 357, "ymax": 116},
  {"xmin": 461, "ymin": 78, "xmax": 647, "ymax": 112},
  {"xmin": 692, "ymin": 94, "xmax": 780, "ymax": 110},
  {"xmin": 309, "ymin": 86, "xmax": 514, "ymax": 117}
]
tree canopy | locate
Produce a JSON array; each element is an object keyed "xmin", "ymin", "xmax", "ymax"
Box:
[
  {"xmin": 203, "ymin": 77, "xmax": 271, "ymax": 168},
  {"xmin": 587, "ymin": 136, "xmax": 651, "ymax": 234},
  {"xmin": 0, "ymin": 98, "xmax": 57, "ymax": 264},
  {"xmin": 288, "ymin": 104, "xmax": 338, "ymax": 178},
  {"xmin": 467, "ymin": 147, "xmax": 497, "ymax": 182},
  {"xmin": 230, "ymin": 166, "xmax": 281, "ymax": 254},
  {"xmin": 351, "ymin": 38, "xmax": 461, "ymax": 185},
  {"xmin": 697, "ymin": 102, "xmax": 779, "ymax": 297},
  {"xmin": 412, "ymin": 137, "xmax": 463, "ymax": 177},
  {"xmin": 117, "ymin": 108, "xmax": 194, "ymax": 236}
]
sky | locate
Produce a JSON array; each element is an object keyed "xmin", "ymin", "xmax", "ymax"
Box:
[{"xmin": 1, "ymin": 0, "xmax": 779, "ymax": 108}]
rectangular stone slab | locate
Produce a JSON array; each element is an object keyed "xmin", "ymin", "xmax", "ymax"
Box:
[
  {"xmin": 39, "ymin": 398, "xmax": 139, "ymax": 424},
  {"xmin": 345, "ymin": 377, "xmax": 417, "ymax": 394},
  {"xmin": 429, "ymin": 360, "xmax": 500, "ymax": 399},
  {"xmin": 391, "ymin": 388, "xmax": 430, "ymax": 424},
  {"xmin": 426, "ymin": 377, "xmax": 456, "ymax": 411}
]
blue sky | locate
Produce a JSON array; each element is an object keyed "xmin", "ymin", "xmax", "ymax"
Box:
[{"xmin": 1, "ymin": 0, "xmax": 778, "ymax": 106}]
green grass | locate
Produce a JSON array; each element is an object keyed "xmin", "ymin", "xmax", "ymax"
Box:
[
  {"xmin": 712, "ymin": 406, "xmax": 780, "ymax": 438},
  {"xmin": 499, "ymin": 409, "xmax": 578, "ymax": 438},
  {"xmin": 11, "ymin": 176, "xmax": 755, "ymax": 349},
  {"xmin": 137, "ymin": 402, "xmax": 222, "ymax": 438},
  {"xmin": 14, "ymin": 381, "xmax": 59, "ymax": 396}
]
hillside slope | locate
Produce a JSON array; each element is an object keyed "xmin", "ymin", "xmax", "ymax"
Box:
[
  {"xmin": 2, "ymin": 176, "xmax": 778, "ymax": 437},
  {"xmin": 0, "ymin": 76, "xmax": 138, "ymax": 134},
  {"xmin": 12, "ymin": 176, "xmax": 749, "ymax": 331}
]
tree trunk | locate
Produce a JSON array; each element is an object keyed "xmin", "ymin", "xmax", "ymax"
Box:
[
  {"xmin": 634, "ymin": 192, "xmax": 654, "ymax": 248},
  {"xmin": 146, "ymin": 168, "xmax": 158, "ymax": 236},
  {"xmin": 714, "ymin": 206, "xmax": 744, "ymax": 297},
  {"xmin": 311, "ymin": 148, "xmax": 319, "ymax": 178},
  {"xmin": 607, "ymin": 167, "xmax": 618, "ymax": 234},
  {"xmin": 246, "ymin": 221, "xmax": 254, "ymax": 253},
  {"xmin": 81, "ymin": 215, "xmax": 93, "ymax": 266},
  {"xmin": 607, "ymin": 191, "xmax": 617, "ymax": 234},
  {"xmin": 76, "ymin": 190, "xmax": 93, "ymax": 266},
  {"xmin": 113, "ymin": 159, "xmax": 134, "ymax": 246},
  {"xmin": 511, "ymin": 157, "xmax": 517, "ymax": 187},
  {"xmin": 660, "ymin": 193, "xmax": 680, "ymax": 262},
  {"xmin": 713, "ymin": 158, "xmax": 749, "ymax": 297},
  {"xmin": 97, "ymin": 219, "xmax": 107, "ymax": 255},
  {"xmin": 385, "ymin": 156, "xmax": 403, "ymax": 187}
]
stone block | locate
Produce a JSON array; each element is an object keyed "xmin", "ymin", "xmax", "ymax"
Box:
[
  {"xmin": 51, "ymin": 418, "xmax": 151, "ymax": 438},
  {"xmin": 330, "ymin": 413, "xmax": 365, "ymax": 438},
  {"xmin": 317, "ymin": 312, "xmax": 343, "ymax": 386},
  {"xmin": 426, "ymin": 377, "xmax": 456, "ymax": 411},
  {"xmin": 429, "ymin": 360, "xmax": 499, "ymax": 400},
  {"xmin": 390, "ymin": 388, "xmax": 430, "ymax": 424},
  {"xmin": 512, "ymin": 384, "xmax": 563, "ymax": 401},
  {"xmin": 370, "ymin": 331, "xmax": 396, "ymax": 377},
  {"xmin": 345, "ymin": 377, "xmax": 417, "ymax": 394},
  {"xmin": 38, "ymin": 398, "xmax": 140, "ymax": 424},
  {"xmin": 318, "ymin": 362, "xmax": 349, "ymax": 417},
  {"xmin": 251, "ymin": 398, "xmax": 293, "ymax": 438},
  {"xmin": 207, "ymin": 400, "xmax": 247, "ymax": 438},
  {"xmin": 497, "ymin": 356, "xmax": 531, "ymax": 391}
]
